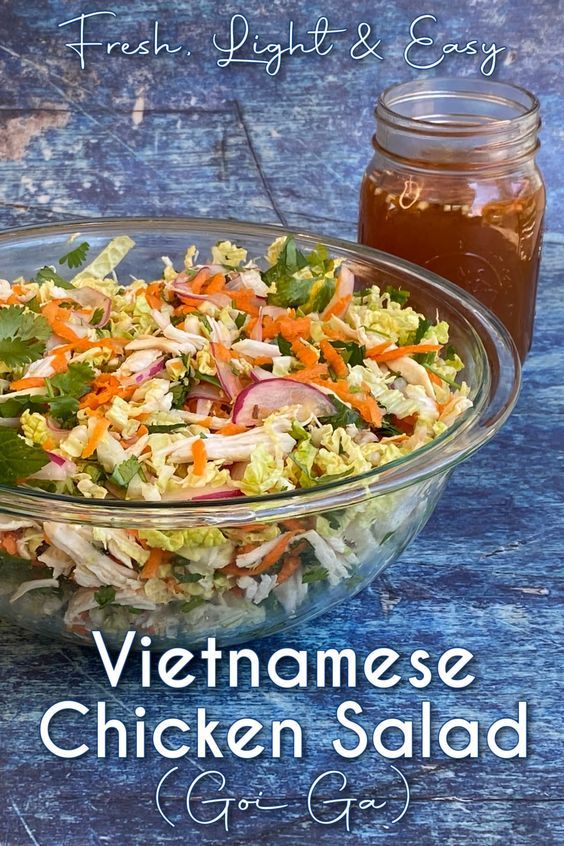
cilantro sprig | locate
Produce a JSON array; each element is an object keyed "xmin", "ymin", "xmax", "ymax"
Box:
[
  {"xmin": 32, "ymin": 266, "xmax": 73, "ymax": 289},
  {"xmin": 110, "ymin": 456, "xmax": 145, "ymax": 488},
  {"xmin": 0, "ymin": 428, "xmax": 49, "ymax": 485},
  {"xmin": 0, "ymin": 306, "xmax": 50, "ymax": 369},
  {"xmin": 59, "ymin": 241, "xmax": 90, "ymax": 269}
]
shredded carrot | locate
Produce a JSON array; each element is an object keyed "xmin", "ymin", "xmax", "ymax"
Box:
[
  {"xmin": 229, "ymin": 289, "xmax": 259, "ymax": 316},
  {"xmin": 189, "ymin": 268, "xmax": 210, "ymax": 294},
  {"xmin": 263, "ymin": 314, "xmax": 312, "ymax": 341},
  {"xmin": 281, "ymin": 518, "xmax": 306, "ymax": 532},
  {"xmin": 320, "ymin": 340, "xmax": 348, "ymax": 378},
  {"xmin": 9, "ymin": 376, "xmax": 45, "ymax": 391},
  {"xmin": 371, "ymin": 343, "xmax": 442, "ymax": 362},
  {"xmin": 140, "ymin": 547, "xmax": 169, "ymax": 580},
  {"xmin": 246, "ymin": 355, "xmax": 272, "ymax": 366},
  {"xmin": 365, "ymin": 342, "xmax": 393, "ymax": 358},
  {"xmin": 50, "ymin": 352, "xmax": 69, "ymax": 374},
  {"xmin": 82, "ymin": 417, "xmax": 110, "ymax": 458},
  {"xmin": 245, "ymin": 316, "xmax": 257, "ymax": 336},
  {"xmin": 205, "ymin": 273, "xmax": 226, "ymax": 294},
  {"xmin": 292, "ymin": 338, "xmax": 318, "ymax": 368},
  {"xmin": 287, "ymin": 364, "xmax": 329, "ymax": 383},
  {"xmin": 253, "ymin": 531, "xmax": 298, "ymax": 572},
  {"xmin": 218, "ymin": 423, "xmax": 248, "ymax": 435},
  {"xmin": 191, "ymin": 438, "xmax": 208, "ymax": 476},
  {"xmin": 313, "ymin": 378, "xmax": 382, "ymax": 427},
  {"xmin": 145, "ymin": 281, "xmax": 163, "ymax": 309},
  {"xmin": 0, "ymin": 532, "xmax": 19, "ymax": 556},
  {"xmin": 322, "ymin": 324, "xmax": 352, "ymax": 342},
  {"xmin": 323, "ymin": 294, "xmax": 352, "ymax": 319},
  {"xmin": 214, "ymin": 343, "xmax": 233, "ymax": 362},
  {"xmin": 277, "ymin": 555, "xmax": 301, "ymax": 585},
  {"xmin": 177, "ymin": 293, "xmax": 207, "ymax": 308},
  {"xmin": 427, "ymin": 370, "xmax": 443, "ymax": 386}
]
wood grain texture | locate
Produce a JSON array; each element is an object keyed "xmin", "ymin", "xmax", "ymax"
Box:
[{"xmin": 0, "ymin": 1, "xmax": 562, "ymax": 843}]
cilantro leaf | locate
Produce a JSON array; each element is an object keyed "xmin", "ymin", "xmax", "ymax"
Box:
[
  {"xmin": 0, "ymin": 306, "xmax": 51, "ymax": 368},
  {"xmin": 268, "ymin": 274, "xmax": 315, "ymax": 309},
  {"xmin": 234, "ymin": 312, "xmax": 246, "ymax": 330},
  {"xmin": 94, "ymin": 585, "xmax": 116, "ymax": 608},
  {"xmin": 171, "ymin": 380, "xmax": 190, "ymax": 409},
  {"xmin": 193, "ymin": 371, "xmax": 221, "ymax": 388},
  {"xmin": 329, "ymin": 340, "xmax": 366, "ymax": 367},
  {"xmin": 385, "ymin": 286, "xmax": 410, "ymax": 305},
  {"xmin": 59, "ymin": 241, "xmax": 90, "ymax": 269},
  {"xmin": 377, "ymin": 415, "xmax": 403, "ymax": 438},
  {"xmin": 32, "ymin": 266, "xmax": 73, "ymax": 289},
  {"xmin": 146, "ymin": 423, "xmax": 186, "ymax": 434},
  {"xmin": 43, "ymin": 363, "xmax": 94, "ymax": 422},
  {"xmin": 319, "ymin": 396, "xmax": 363, "ymax": 429},
  {"xmin": 0, "ymin": 428, "xmax": 48, "ymax": 485},
  {"xmin": 302, "ymin": 565, "xmax": 329, "ymax": 584},
  {"xmin": 413, "ymin": 317, "xmax": 436, "ymax": 365},
  {"xmin": 265, "ymin": 237, "xmax": 335, "ymax": 312},
  {"xmin": 181, "ymin": 595, "xmax": 205, "ymax": 614},
  {"xmin": 110, "ymin": 456, "xmax": 144, "ymax": 488},
  {"xmin": 276, "ymin": 334, "xmax": 293, "ymax": 356}
]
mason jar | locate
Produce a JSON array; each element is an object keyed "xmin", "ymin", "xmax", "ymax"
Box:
[{"xmin": 358, "ymin": 78, "xmax": 545, "ymax": 360}]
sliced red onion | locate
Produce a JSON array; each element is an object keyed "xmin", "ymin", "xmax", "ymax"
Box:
[
  {"xmin": 250, "ymin": 307, "xmax": 263, "ymax": 341},
  {"xmin": 193, "ymin": 488, "xmax": 243, "ymax": 501},
  {"xmin": 195, "ymin": 398, "xmax": 213, "ymax": 416},
  {"xmin": 186, "ymin": 382, "xmax": 222, "ymax": 401},
  {"xmin": 29, "ymin": 453, "xmax": 76, "ymax": 481},
  {"xmin": 210, "ymin": 343, "xmax": 245, "ymax": 400},
  {"xmin": 262, "ymin": 305, "xmax": 287, "ymax": 319},
  {"xmin": 250, "ymin": 366, "xmax": 273, "ymax": 383},
  {"xmin": 232, "ymin": 378, "xmax": 337, "ymax": 426},
  {"xmin": 322, "ymin": 264, "xmax": 355, "ymax": 319},
  {"xmin": 172, "ymin": 277, "xmax": 231, "ymax": 308},
  {"xmin": 132, "ymin": 358, "xmax": 165, "ymax": 384},
  {"xmin": 67, "ymin": 287, "xmax": 112, "ymax": 327}
]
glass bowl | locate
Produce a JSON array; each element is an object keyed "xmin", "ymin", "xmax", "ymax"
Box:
[{"xmin": 0, "ymin": 218, "xmax": 520, "ymax": 649}]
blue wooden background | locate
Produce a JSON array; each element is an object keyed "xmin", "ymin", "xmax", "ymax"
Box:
[{"xmin": 0, "ymin": 1, "xmax": 563, "ymax": 844}]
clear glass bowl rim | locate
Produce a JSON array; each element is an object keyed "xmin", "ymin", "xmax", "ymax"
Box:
[{"xmin": 0, "ymin": 216, "xmax": 521, "ymax": 527}]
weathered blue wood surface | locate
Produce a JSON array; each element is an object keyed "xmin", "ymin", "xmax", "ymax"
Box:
[{"xmin": 0, "ymin": 1, "xmax": 563, "ymax": 844}]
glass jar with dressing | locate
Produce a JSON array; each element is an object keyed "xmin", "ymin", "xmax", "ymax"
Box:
[{"xmin": 358, "ymin": 78, "xmax": 545, "ymax": 360}]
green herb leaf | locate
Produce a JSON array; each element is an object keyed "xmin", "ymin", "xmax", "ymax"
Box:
[
  {"xmin": 181, "ymin": 595, "xmax": 205, "ymax": 614},
  {"xmin": 329, "ymin": 340, "xmax": 366, "ymax": 367},
  {"xmin": 276, "ymin": 334, "xmax": 293, "ymax": 356},
  {"xmin": 32, "ymin": 266, "xmax": 73, "ymax": 289},
  {"xmin": 385, "ymin": 285, "xmax": 410, "ymax": 305},
  {"xmin": 319, "ymin": 396, "xmax": 363, "ymax": 429},
  {"xmin": 414, "ymin": 317, "xmax": 432, "ymax": 345},
  {"xmin": 171, "ymin": 381, "xmax": 190, "ymax": 409},
  {"xmin": 59, "ymin": 241, "xmax": 90, "ymax": 269},
  {"xmin": 43, "ymin": 363, "xmax": 94, "ymax": 422},
  {"xmin": 234, "ymin": 312, "xmax": 246, "ymax": 330},
  {"xmin": 0, "ymin": 428, "xmax": 49, "ymax": 485},
  {"xmin": 0, "ymin": 306, "xmax": 51, "ymax": 368},
  {"xmin": 422, "ymin": 363, "xmax": 460, "ymax": 389},
  {"xmin": 146, "ymin": 423, "xmax": 186, "ymax": 434},
  {"xmin": 194, "ymin": 371, "xmax": 221, "ymax": 388},
  {"xmin": 377, "ymin": 415, "xmax": 403, "ymax": 438},
  {"xmin": 110, "ymin": 456, "xmax": 144, "ymax": 488},
  {"xmin": 94, "ymin": 585, "xmax": 116, "ymax": 608},
  {"xmin": 302, "ymin": 565, "xmax": 329, "ymax": 584},
  {"xmin": 90, "ymin": 307, "xmax": 104, "ymax": 325}
]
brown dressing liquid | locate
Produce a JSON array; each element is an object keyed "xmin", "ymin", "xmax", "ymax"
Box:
[{"xmin": 359, "ymin": 170, "xmax": 545, "ymax": 359}]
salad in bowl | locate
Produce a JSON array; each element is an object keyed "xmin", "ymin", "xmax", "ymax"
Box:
[{"xmin": 0, "ymin": 221, "xmax": 519, "ymax": 646}]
